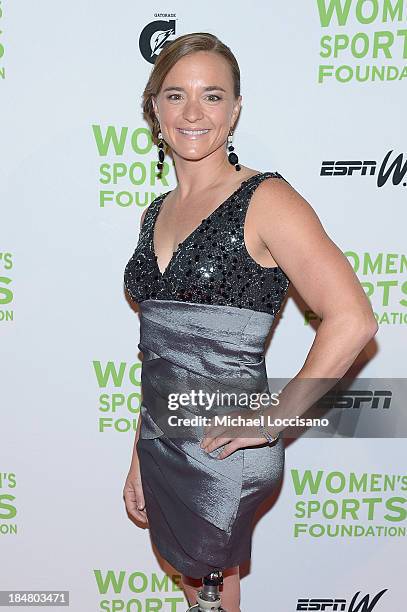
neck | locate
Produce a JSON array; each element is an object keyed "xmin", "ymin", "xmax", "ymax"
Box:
[{"xmin": 169, "ymin": 150, "xmax": 240, "ymax": 199}]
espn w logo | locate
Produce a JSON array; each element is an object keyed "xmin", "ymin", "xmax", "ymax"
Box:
[{"xmin": 297, "ymin": 588, "xmax": 388, "ymax": 611}]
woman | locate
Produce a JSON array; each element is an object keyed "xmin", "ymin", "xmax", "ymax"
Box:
[{"xmin": 123, "ymin": 32, "xmax": 378, "ymax": 611}]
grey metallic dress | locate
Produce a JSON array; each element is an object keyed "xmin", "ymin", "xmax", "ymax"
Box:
[{"xmin": 124, "ymin": 171, "xmax": 291, "ymax": 578}]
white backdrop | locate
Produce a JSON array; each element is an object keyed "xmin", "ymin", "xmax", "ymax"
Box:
[{"xmin": 1, "ymin": 1, "xmax": 405, "ymax": 610}]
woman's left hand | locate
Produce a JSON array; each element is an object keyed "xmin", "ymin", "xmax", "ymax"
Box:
[{"xmin": 199, "ymin": 409, "xmax": 268, "ymax": 459}]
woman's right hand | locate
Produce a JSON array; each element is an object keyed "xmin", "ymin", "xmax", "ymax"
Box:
[{"xmin": 123, "ymin": 462, "xmax": 148, "ymax": 526}]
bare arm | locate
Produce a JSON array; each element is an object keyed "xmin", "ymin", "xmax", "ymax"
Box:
[{"xmin": 254, "ymin": 178, "xmax": 378, "ymax": 434}]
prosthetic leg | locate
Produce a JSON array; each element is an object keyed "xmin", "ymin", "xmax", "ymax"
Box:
[{"xmin": 186, "ymin": 570, "xmax": 227, "ymax": 611}]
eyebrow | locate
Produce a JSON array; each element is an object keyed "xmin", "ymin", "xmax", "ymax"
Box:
[{"xmin": 162, "ymin": 85, "xmax": 227, "ymax": 93}]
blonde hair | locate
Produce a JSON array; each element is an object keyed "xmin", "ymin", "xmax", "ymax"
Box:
[{"xmin": 143, "ymin": 32, "xmax": 241, "ymax": 149}]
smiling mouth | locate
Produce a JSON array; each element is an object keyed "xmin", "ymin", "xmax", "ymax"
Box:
[{"xmin": 176, "ymin": 128, "xmax": 210, "ymax": 135}]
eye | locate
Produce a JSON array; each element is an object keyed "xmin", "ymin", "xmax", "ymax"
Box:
[{"xmin": 166, "ymin": 94, "xmax": 222, "ymax": 102}]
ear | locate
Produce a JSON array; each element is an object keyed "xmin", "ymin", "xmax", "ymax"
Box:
[{"xmin": 151, "ymin": 95, "xmax": 159, "ymax": 121}]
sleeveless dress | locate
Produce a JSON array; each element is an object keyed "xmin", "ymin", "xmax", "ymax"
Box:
[{"xmin": 124, "ymin": 171, "xmax": 291, "ymax": 578}]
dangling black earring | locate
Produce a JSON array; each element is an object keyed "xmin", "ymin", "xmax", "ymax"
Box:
[
  {"xmin": 156, "ymin": 127, "xmax": 165, "ymax": 176},
  {"xmin": 227, "ymin": 130, "xmax": 241, "ymax": 171}
]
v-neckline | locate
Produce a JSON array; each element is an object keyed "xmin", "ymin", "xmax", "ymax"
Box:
[{"xmin": 151, "ymin": 172, "xmax": 267, "ymax": 277}]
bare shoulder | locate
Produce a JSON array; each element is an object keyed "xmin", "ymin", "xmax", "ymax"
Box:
[
  {"xmin": 252, "ymin": 174, "xmax": 328, "ymax": 272},
  {"xmin": 252, "ymin": 175, "xmax": 330, "ymax": 262},
  {"xmin": 254, "ymin": 174, "xmax": 322, "ymax": 229},
  {"xmin": 251, "ymin": 174, "xmax": 377, "ymax": 327}
]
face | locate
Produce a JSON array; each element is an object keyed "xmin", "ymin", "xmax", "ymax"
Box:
[{"xmin": 152, "ymin": 51, "xmax": 241, "ymax": 162}]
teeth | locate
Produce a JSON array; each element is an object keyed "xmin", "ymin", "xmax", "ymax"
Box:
[{"xmin": 178, "ymin": 129, "xmax": 209, "ymax": 135}]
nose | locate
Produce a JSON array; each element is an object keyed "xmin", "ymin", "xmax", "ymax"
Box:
[{"xmin": 182, "ymin": 97, "xmax": 204, "ymax": 123}]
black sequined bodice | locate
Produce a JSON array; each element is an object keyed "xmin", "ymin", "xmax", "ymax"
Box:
[{"xmin": 124, "ymin": 171, "xmax": 290, "ymax": 315}]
